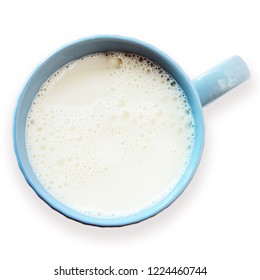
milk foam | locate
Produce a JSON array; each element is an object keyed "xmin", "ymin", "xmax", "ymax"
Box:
[{"xmin": 26, "ymin": 52, "xmax": 195, "ymax": 218}]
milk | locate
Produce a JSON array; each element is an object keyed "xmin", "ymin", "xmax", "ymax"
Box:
[{"xmin": 26, "ymin": 52, "xmax": 195, "ymax": 217}]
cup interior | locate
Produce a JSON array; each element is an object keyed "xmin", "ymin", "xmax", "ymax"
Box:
[{"xmin": 14, "ymin": 35, "xmax": 204, "ymax": 226}]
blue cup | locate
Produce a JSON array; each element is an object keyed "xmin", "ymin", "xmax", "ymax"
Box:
[{"xmin": 13, "ymin": 35, "xmax": 250, "ymax": 226}]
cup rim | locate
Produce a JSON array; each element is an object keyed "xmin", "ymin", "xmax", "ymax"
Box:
[{"xmin": 13, "ymin": 35, "xmax": 204, "ymax": 227}]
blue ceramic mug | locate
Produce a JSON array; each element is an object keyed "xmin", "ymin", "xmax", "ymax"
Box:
[{"xmin": 13, "ymin": 35, "xmax": 250, "ymax": 226}]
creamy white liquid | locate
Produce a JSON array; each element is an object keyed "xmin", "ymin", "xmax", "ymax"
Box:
[{"xmin": 26, "ymin": 52, "xmax": 195, "ymax": 218}]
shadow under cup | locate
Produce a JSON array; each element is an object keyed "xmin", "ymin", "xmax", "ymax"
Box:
[{"xmin": 14, "ymin": 35, "xmax": 204, "ymax": 226}]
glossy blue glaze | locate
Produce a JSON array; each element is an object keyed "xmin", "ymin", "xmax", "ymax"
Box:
[
  {"xmin": 193, "ymin": 56, "xmax": 250, "ymax": 106},
  {"xmin": 13, "ymin": 35, "xmax": 249, "ymax": 226}
]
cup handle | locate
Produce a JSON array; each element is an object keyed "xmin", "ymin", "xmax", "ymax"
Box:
[{"xmin": 192, "ymin": 56, "xmax": 250, "ymax": 107}]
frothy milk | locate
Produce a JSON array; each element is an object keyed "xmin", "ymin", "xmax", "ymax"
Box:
[{"xmin": 26, "ymin": 52, "xmax": 195, "ymax": 218}]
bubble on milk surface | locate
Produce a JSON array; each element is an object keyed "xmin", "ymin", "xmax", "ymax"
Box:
[{"xmin": 25, "ymin": 52, "xmax": 195, "ymax": 218}]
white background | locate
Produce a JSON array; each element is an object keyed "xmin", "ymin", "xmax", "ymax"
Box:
[{"xmin": 1, "ymin": 1, "xmax": 259, "ymax": 279}]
